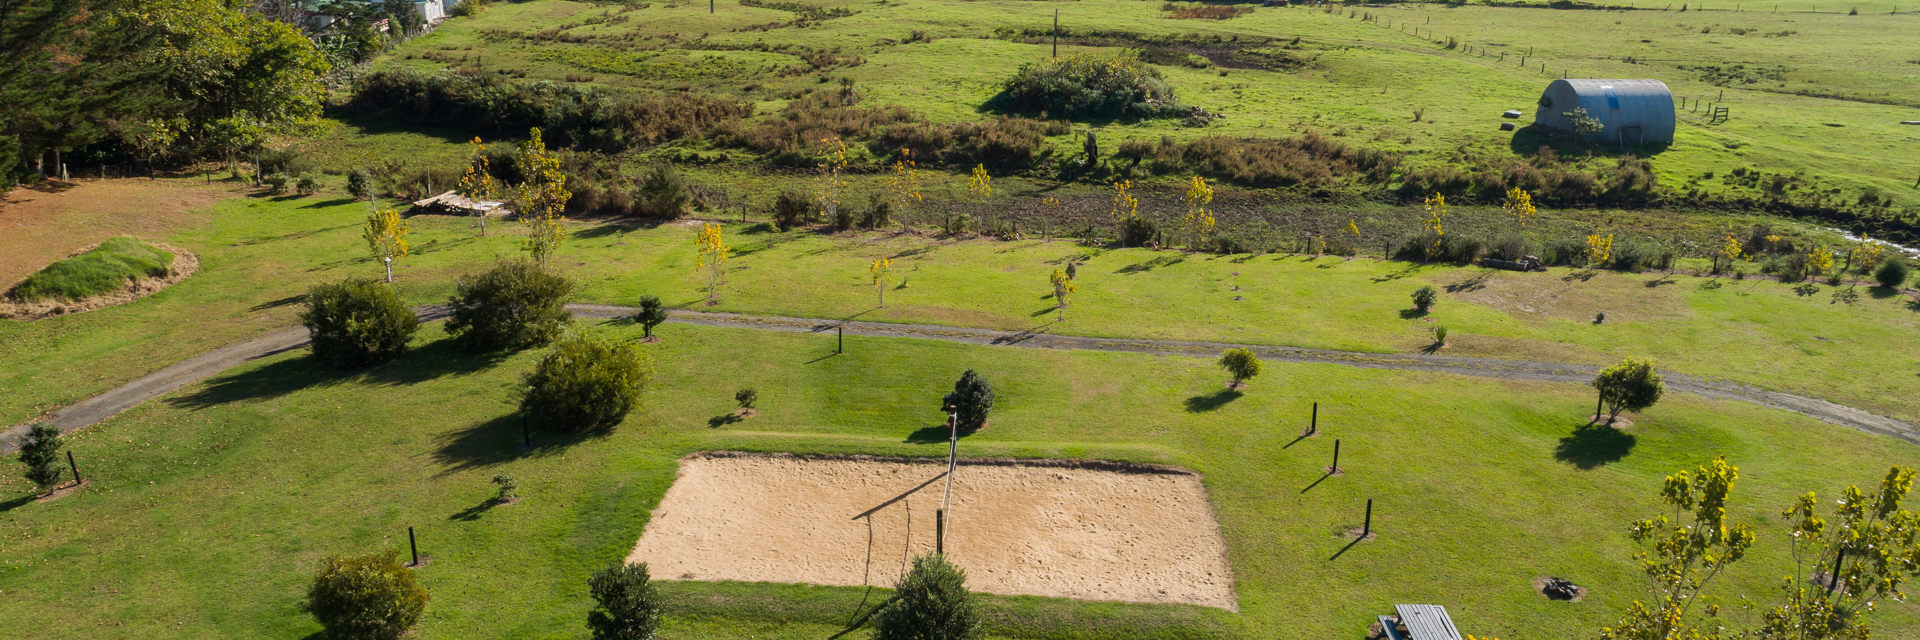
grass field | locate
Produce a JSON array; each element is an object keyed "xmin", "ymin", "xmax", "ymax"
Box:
[
  {"xmin": 306, "ymin": 0, "xmax": 1920, "ymax": 220},
  {"xmin": 3, "ymin": 316, "xmax": 1917, "ymax": 639},
  {"xmin": 8, "ymin": 1, "xmax": 1920, "ymax": 634}
]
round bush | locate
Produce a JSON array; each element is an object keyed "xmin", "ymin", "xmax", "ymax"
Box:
[
  {"xmin": 299, "ymin": 278, "xmax": 420, "ymax": 368},
  {"xmin": 636, "ymin": 164, "xmax": 692, "ymax": 219},
  {"xmin": 586, "ymin": 562, "xmax": 663, "ymax": 640},
  {"xmin": 446, "ymin": 261, "xmax": 574, "ymax": 351},
  {"xmin": 521, "ymin": 334, "xmax": 647, "ymax": 432},
  {"xmin": 942, "ymin": 369, "xmax": 994, "ymax": 434},
  {"xmin": 873, "ymin": 554, "xmax": 982, "ymax": 640},
  {"xmin": 304, "ymin": 550, "xmax": 428, "ymax": 640},
  {"xmin": 991, "ymin": 51, "xmax": 1184, "ymax": 121},
  {"xmin": 1875, "ymin": 258, "xmax": 1909, "ymax": 289},
  {"xmin": 1411, "ymin": 285, "xmax": 1438, "ymax": 312}
]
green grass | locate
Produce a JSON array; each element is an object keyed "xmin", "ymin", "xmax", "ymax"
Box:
[
  {"xmin": 2, "ymin": 188, "xmax": 1916, "ymax": 431},
  {"xmin": 7, "ymin": 236, "xmax": 173, "ymax": 302},
  {"xmin": 330, "ymin": 0, "xmax": 1920, "ymax": 219},
  {"xmin": 2, "ymin": 315, "xmax": 1916, "ymax": 639}
]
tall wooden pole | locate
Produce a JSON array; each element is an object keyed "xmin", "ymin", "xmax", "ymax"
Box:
[
  {"xmin": 939, "ymin": 411, "xmax": 957, "ymax": 553},
  {"xmin": 1052, "ymin": 10, "xmax": 1059, "ymax": 58},
  {"xmin": 408, "ymin": 527, "xmax": 420, "ymax": 566},
  {"xmin": 1363, "ymin": 499, "xmax": 1373, "ymax": 536},
  {"xmin": 1332, "ymin": 439, "xmax": 1340, "ymax": 473},
  {"xmin": 1310, "ymin": 402, "xmax": 1318, "ymax": 435},
  {"xmin": 67, "ymin": 450, "xmax": 82, "ymax": 483}
]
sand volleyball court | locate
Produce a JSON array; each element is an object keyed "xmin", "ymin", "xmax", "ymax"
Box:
[{"xmin": 627, "ymin": 452, "xmax": 1237, "ymax": 610}]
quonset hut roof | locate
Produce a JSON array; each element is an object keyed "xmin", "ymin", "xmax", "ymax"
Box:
[{"xmin": 1532, "ymin": 79, "xmax": 1674, "ymax": 146}]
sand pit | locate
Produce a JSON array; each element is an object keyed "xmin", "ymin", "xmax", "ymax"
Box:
[{"xmin": 628, "ymin": 452, "xmax": 1238, "ymax": 610}]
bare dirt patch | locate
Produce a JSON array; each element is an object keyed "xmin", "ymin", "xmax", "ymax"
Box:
[
  {"xmin": 0, "ymin": 179, "xmax": 233, "ymax": 284},
  {"xmin": 1446, "ymin": 270, "xmax": 1692, "ymax": 324},
  {"xmin": 627, "ymin": 452, "xmax": 1238, "ymax": 610},
  {"xmin": 0, "ymin": 242, "xmax": 200, "ymax": 320}
]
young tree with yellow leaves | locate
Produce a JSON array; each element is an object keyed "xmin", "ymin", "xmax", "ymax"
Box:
[
  {"xmin": 696, "ymin": 223, "xmax": 728, "ymax": 301},
  {"xmin": 1110, "ymin": 179, "xmax": 1142, "ymax": 247},
  {"xmin": 1050, "ymin": 268, "xmax": 1075, "ymax": 321},
  {"xmin": 1182, "ymin": 175, "xmax": 1215, "ymax": 251},
  {"xmin": 815, "ymin": 136, "xmax": 848, "ymax": 225},
  {"xmin": 1421, "ymin": 193, "xmax": 1447, "ymax": 262},
  {"xmin": 1756, "ymin": 466, "xmax": 1919, "ymax": 640},
  {"xmin": 512, "ymin": 128, "xmax": 570, "ymax": 267},
  {"xmin": 458, "ymin": 137, "xmax": 498, "ymax": 237},
  {"xmin": 1586, "ymin": 232, "xmax": 1614, "ymax": 269},
  {"xmin": 1599, "ymin": 456, "xmax": 1756, "ymax": 640},
  {"xmin": 1502, "ymin": 188, "xmax": 1535, "ymax": 231},
  {"xmin": 1713, "ymin": 227, "xmax": 1743, "ymax": 275},
  {"xmin": 1847, "ymin": 236, "xmax": 1885, "ymax": 275},
  {"xmin": 1807, "ymin": 244, "xmax": 1836, "ymax": 278},
  {"xmin": 887, "ymin": 149, "xmax": 923, "ymax": 229},
  {"xmin": 870, "ymin": 258, "xmax": 894, "ymax": 307},
  {"xmin": 967, "ymin": 164, "xmax": 993, "ymax": 202},
  {"xmin": 362, "ymin": 204, "xmax": 411, "ymax": 283}
]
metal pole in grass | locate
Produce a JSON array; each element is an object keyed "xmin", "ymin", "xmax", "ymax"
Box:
[
  {"xmin": 939, "ymin": 410, "xmax": 958, "ymax": 553},
  {"xmin": 1310, "ymin": 402, "xmax": 1318, "ymax": 435},
  {"xmin": 1363, "ymin": 499, "xmax": 1373, "ymax": 537},
  {"xmin": 1332, "ymin": 439, "xmax": 1340, "ymax": 473},
  {"xmin": 837, "ymin": 325, "xmax": 843, "ymax": 354},
  {"xmin": 67, "ymin": 450, "xmax": 82, "ymax": 484},
  {"xmin": 408, "ymin": 526, "xmax": 420, "ymax": 567}
]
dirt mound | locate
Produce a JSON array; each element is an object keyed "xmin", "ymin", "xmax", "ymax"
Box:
[{"xmin": 0, "ymin": 242, "xmax": 200, "ymax": 320}]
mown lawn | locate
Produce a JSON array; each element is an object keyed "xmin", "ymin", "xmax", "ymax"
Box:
[
  {"xmin": 2, "ymin": 187, "xmax": 1916, "ymax": 429},
  {"xmin": 2, "ymin": 317, "xmax": 1916, "ymax": 639}
]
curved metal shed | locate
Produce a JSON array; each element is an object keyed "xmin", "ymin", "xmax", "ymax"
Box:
[{"xmin": 1532, "ymin": 79, "xmax": 1674, "ymax": 146}]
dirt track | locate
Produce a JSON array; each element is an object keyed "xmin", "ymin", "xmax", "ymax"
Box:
[
  {"xmin": 627, "ymin": 452, "xmax": 1238, "ymax": 610},
  {"xmin": 4, "ymin": 304, "xmax": 1915, "ymax": 451}
]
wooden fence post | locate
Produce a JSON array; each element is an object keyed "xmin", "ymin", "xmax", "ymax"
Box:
[
  {"xmin": 67, "ymin": 450, "xmax": 82, "ymax": 483},
  {"xmin": 408, "ymin": 527, "xmax": 420, "ymax": 566},
  {"xmin": 1363, "ymin": 499, "xmax": 1373, "ymax": 536}
]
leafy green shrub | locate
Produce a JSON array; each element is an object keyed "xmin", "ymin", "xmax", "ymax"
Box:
[
  {"xmin": 492, "ymin": 474, "xmax": 518, "ymax": 502},
  {"xmin": 300, "ymin": 278, "xmax": 420, "ymax": 368},
  {"xmin": 1219, "ymin": 348, "xmax": 1262, "ymax": 388},
  {"xmin": 1118, "ymin": 215, "xmax": 1159, "ymax": 248},
  {"xmin": 869, "ymin": 117, "xmax": 1065, "ymax": 170},
  {"xmin": 587, "ymin": 562, "xmax": 663, "ymax": 640},
  {"xmin": 346, "ymin": 169, "xmax": 371, "ymax": 200},
  {"xmin": 991, "ymin": 51, "xmax": 1187, "ymax": 120},
  {"xmin": 9, "ymin": 237, "xmax": 173, "ymax": 302},
  {"xmin": 1762, "ymin": 252, "xmax": 1811, "ymax": 283},
  {"xmin": 772, "ymin": 190, "xmax": 810, "ymax": 231},
  {"xmin": 635, "ymin": 164, "xmax": 691, "ymax": 218},
  {"xmin": 943, "ymin": 369, "xmax": 995, "ymax": 434},
  {"xmin": 17, "ymin": 422, "xmax": 64, "ymax": 491},
  {"xmin": 262, "ymin": 173, "xmax": 289, "ymax": 194},
  {"xmin": 296, "ymin": 175, "xmax": 319, "ymax": 195},
  {"xmin": 1412, "ymin": 285, "xmax": 1438, "ymax": 312},
  {"xmin": 1434, "ymin": 325, "xmax": 1449, "ymax": 345},
  {"xmin": 350, "ymin": 70, "xmax": 751, "ymax": 152},
  {"xmin": 1592, "ymin": 357, "xmax": 1664, "ymax": 423},
  {"xmin": 521, "ymin": 334, "xmax": 647, "ymax": 432},
  {"xmin": 860, "ymin": 194, "xmax": 894, "ymax": 229},
  {"xmin": 872, "ymin": 554, "xmax": 982, "ymax": 640},
  {"xmin": 1541, "ymin": 236, "xmax": 1589, "ymax": 266},
  {"xmin": 1489, "ymin": 234, "xmax": 1535, "ymax": 261},
  {"xmin": 304, "ymin": 550, "xmax": 429, "ymax": 640},
  {"xmin": 1606, "ymin": 239, "xmax": 1674, "ymax": 272},
  {"xmin": 1393, "ymin": 232, "xmax": 1483, "ymax": 264},
  {"xmin": 1114, "ymin": 133, "xmax": 1398, "ymax": 188},
  {"xmin": 634, "ymin": 295, "xmax": 668, "ymax": 339},
  {"xmin": 447, "ymin": 262, "xmax": 574, "ymax": 351},
  {"xmin": 1875, "ymin": 258, "xmax": 1909, "ymax": 289},
  {"xmin": 735, "ymin": 388, "xmax": 758, "ymax": 409}
]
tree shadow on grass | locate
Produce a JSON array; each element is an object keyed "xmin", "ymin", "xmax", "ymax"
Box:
[
  {"xmin": 357, "ymin": 339, "xmax": 511, "ymax": 389},
  {"xmin": 904, "ymin": 423, "xmax": 977, "ymax": 444},
  {"xmin": 449, "ymin": 496, "xmax": 501, "ymax": 522},
  {"xmin": 1868, "ymin": 285, "xmax": 1900, "ymax": 300},
  {"xmin": 1184, "ymin": 389, "xmax": 1242, "ymax": 413},
  {"xmin": 168, "ymin": 339, "xmax": 508, "ymax": 411},
  {"xmin": 167, "ymin": 355, "xmax": 348, "ymax": 410},
  {"xmin": 1554, "ymin": 423, "xmax": 1637, "ymax": 470},
  {"xmin": 0, "ymin": 493, "xmax": 36, "ymax": 514},
  {"xmin": 1398, "ymin": 308, "xmax": 1428, "ymax": 319},
  {"xmin": 429, "ymin": 412, "xmax": 588, "ymax": 478}
]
